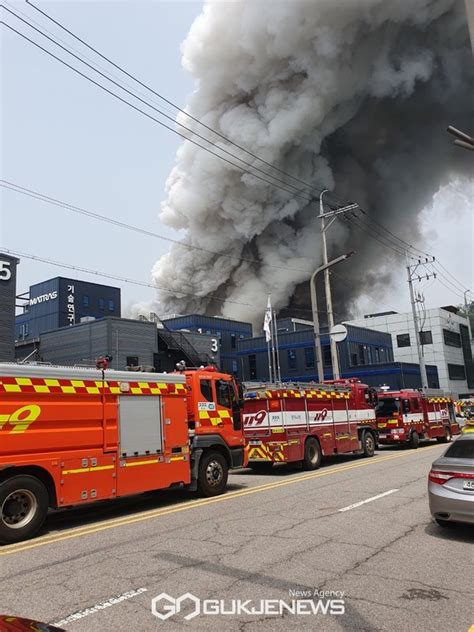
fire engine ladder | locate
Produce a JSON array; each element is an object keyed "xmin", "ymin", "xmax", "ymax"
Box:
[{"xmin": 244, "ymin": 381, "xmax": 351, "ymax": 397}]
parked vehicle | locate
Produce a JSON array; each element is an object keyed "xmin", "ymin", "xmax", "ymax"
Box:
[
  {"xmin": 374, "ymin": 389, "xmax": 460, "ymax": 448},
  {"xmin": 243, "ymin": 379, "xmax": 378, "ymax": 470},
  {"xmin": 0, "ymin": 362, "xmax": 244, "ymax": 544},
  {"xmin": 428, "ymin": 435, "xmax": 474, "ymax": 527}
]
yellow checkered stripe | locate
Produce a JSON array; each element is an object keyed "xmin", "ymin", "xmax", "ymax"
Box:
[
  {"xmin": 428, "ymin": 397, "xmax": 452, "ymax": 403},
  {"xmin": 245, "ymin": 389, "xmax": 350, "ymax": 400},
  {"xmin": 248, "ymin": 443, "xmax": 285, "ymax": 462},
  {"xmin": 0, "ymin": 376, "xmax": 187, "ymax": 396},
  {"xmin": 198, "ymin": 409, "xmax": 232, "ymax": 426}
]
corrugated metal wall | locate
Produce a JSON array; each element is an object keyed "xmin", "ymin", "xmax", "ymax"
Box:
[{"xmin": 39, "ymin": 318, "xmax": 157, "ymax": 369}]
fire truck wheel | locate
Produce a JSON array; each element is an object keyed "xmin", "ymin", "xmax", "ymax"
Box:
[
  {"xmin": 409, "ymin": 431, "xmax": 420, "ymax": 449},
  {"xmin": 361, "ymin": 431, "xmax": 375, "ymax": 457},
  {"xmin": 437, "ymin": 427, "xmax": 452, "ymax": 443},
  {"xmin": 0, "ymin": 476, "xmax": 49, "ymax": 544},
  {"xmin": 303, "ymin": 438, "xmax": 321, "ymax": 471},
  {"xmin": 197, "ymin": 452, "xmax": 228, "ymax": 497}
]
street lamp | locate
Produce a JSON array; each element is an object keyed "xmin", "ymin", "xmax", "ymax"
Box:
[
  {"xmin": 318, "ymin": 190, "xmax": 358, "ymax": 379},
  {"xmin": 310, "ymin": 251, "xmax": 355, "ymax": 382},
  {"xmin": 447, "ymin": 125, "xmax": 474, "ymax": 151}
]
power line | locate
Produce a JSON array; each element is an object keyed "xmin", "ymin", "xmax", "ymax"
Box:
[
  {"xmin": 342, "ymin": 214, "xmax": 410, "ymax": 258},
  {"xmin": 5, "ymin": 5, "xmax": 469, "ymax": 299},
  {"xmin": 0, "ymin": 17, "xmax": 318, "ymax": 205},
  {"xmin": 2, "ymin": 247, "xmax": 343, "ymax": 317},
  {"xmin": 3, "ymin": 5, "xmax": 444, "ymax": 264},
  {"xmin": 25, "ymin": 0, "xmax": 352, "ymax": 209},
  {"xmin": 0, "ymin": 179, "xmax": 316, "ymax": 275},
  {"xmin": 1, "ymin": 247, "xmax": 251, "ymax": 307},
  {"xmin": 2, "ymin": 4, "xmax": 327, "ymax": 206},
  {"xmin": 433, "ymin": 261, "xmax": 470, "ymax": 294}
]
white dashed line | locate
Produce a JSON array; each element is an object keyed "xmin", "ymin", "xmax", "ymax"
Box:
[
  {"xmin": 339, "ymin": 489, "xmax": 399, "ymax": 512},
  {"xmin": 51, "ymin": 587, "xmax": 148, "ymax": 627}
]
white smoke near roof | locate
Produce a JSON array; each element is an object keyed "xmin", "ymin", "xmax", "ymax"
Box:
[{"xmin": 151, "ymin": 0, "xmax": 473, "ymax": 326}]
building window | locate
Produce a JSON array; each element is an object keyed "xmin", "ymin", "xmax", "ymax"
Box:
[
  {"xmin": 83, "ymin": 295, "xmax": 90, "ymax": 307},
  {"xmin": 419, "ymin": 330, "xmax": 433, "ymax": 345},
  {"xmin": 358, "ymin": 344, "xmax": 366, "ymax": 366},
  {"xmin": 108, "ymin": 299, "xmax": 115, "ymax": 312},
  {"xmin": 323, "ymin": 346, "xmax": 331, "ymax": 367},
  {"xmin": 287, "ymin": 349, "xmax": 297, "ymax": 370},
  {"xmin": 126, "ymin": 356, "xmax": 139, "ymax": 367},
  {"xmin": 231, "ymin": 334, "xmax": 236, "ymax": 349},
  {"xmin": 304, "ymin": 347, "xmax": 315, "ymax": 368},
  {"xmin": 351, "ymin": 353, "xmax": 358, "ymax": 366},
  {"xmin": 443, "ymin": 329, "xmax": 461, "ymax": 348},
  {"xmin": 397, "ymin": 333, "xmax": 411, "ymax": 347},
  {"xmin": 98, "ymin": 298, "xmax": 105, "ymax": 310},
  {"xmin": 249, "ymin": 354, "xmax": 257, "ymax": 380},
  {"xmin": 447, "ymin": 364, "xmax": 466, "ymax": 380},
  {"xmin": 18, "ymin": 323, "xmax": 29, "ymax": 339}
]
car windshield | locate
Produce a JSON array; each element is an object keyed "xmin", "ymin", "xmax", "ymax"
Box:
[
  {"xmin": 375, "ymin": 398, "xmax": 400, "ymax": 417},
  {"xmin": 444, "ymin": 439, "xmax": 474, "ymax": 459}
]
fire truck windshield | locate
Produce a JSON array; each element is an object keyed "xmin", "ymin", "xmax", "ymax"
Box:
[{"xmin": 375, "ymin": 398, "xmax": 400, "ymax": 417}]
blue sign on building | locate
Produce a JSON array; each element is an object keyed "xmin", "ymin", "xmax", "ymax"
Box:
[{"xmin": 16, "ymin": 277, "xmax": 121, "ymax": 341}]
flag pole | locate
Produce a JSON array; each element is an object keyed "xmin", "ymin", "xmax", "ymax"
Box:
[
  {"xmin": 273, "ymin": 310, "xmax": 282, "ymax": 384},
  {"xmin": 270, "ymin": 317, "xmax": 277, "ymax": 386},
  {"xmin": 267, "ymin": 338, "xmax": 273, "ymax": 383},
  {"xmin": 263, "ymin": 295, "xmax": 274, "ymax": 383}
]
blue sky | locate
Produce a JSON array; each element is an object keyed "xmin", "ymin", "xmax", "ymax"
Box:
[
  {"xmin": 1, "ymin": 0, "xmax": 203, "ymax": 314},
  {"xmin": 1, "ymin": 1, "xmax": 472, "ymax": 321}
]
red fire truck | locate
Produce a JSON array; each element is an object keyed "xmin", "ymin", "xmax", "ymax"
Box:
[
  {"xmin": 374, "ymin": 388, "xmax": 460, "ymax": 448},
  {"xmin": 0, "ymin": 363, "xmax": 244, "ymax": 544},
  {"xmin": 243, "ymin": 379, "xmax": 378, "ymax": 470}
]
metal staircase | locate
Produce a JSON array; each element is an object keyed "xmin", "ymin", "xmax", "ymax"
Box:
[{"xmin": 146, "ymin": 313, "xmax": 211, "ymax": 367}]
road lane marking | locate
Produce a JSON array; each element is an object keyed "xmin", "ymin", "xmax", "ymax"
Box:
[
  {"xmin": 51, "ymin": 587, "xmax": 147, "ymax": 627},
  {"xmin": 0, "ymin": 444, "xmax": 443, "ymax": 556},
  {"xmin": 339, "ymin": 488, "xmax": 399, "ymax": 512}
]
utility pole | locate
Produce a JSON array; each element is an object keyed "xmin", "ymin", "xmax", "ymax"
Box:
[
  {"xmin": 406, "ymin": 253, "xmax": 436, "ymax": 390},
  {"xmin": 311, "ymin": 251, "xmax": 355, "ymax": 382},
  {"xmin": 319, "ymin": 190, "xmax": 358, "ymax": 379}
]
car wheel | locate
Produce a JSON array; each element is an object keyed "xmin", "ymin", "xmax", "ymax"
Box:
[{"xmin": 0, "ymin": 475, "xmax": 49, "ymax": 544}]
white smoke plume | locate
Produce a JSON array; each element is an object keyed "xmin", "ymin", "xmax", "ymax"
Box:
[{"xmin": 151, "ymin": 0, "xmax": 473, "ymax": 326}]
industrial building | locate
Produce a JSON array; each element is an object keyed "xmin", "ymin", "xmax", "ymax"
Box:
[
  {"xmin": 237, "ymin": 318, "xmax": 440, "ymax": 390},
  {"xmin": 0, "ymin": 253, "xmax": 19, "ymax": 362},
  {"xmin": 163, "ymin": 314, "xmax": 253, "ymax": 375},
  {"xmin": 15, "ymin": 276, "xmax": 121, "ymax": 341},
  {"xmin": 347, "ymin": 306, "xmax": 474, "ymax": 396},
  {"xmin": 15, "ymin": 316, "xmax": 221, "ymax": 373}
]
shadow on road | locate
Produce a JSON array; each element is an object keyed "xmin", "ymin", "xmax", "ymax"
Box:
[
  {"xmin": 424, "ymin": 521, "xmax": 474, "ymax": 544},
  {"xmin": 236, "ymin": 451, "xmax": 376, "ymax": 477},
  {"xmin": 39, "ymin": 482, "xmax": 248, "ymax": 538}
]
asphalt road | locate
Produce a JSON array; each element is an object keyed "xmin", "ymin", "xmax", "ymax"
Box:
[{"xmin": 0, "ymin": 443, "xmax": 472, "ymax": 632}]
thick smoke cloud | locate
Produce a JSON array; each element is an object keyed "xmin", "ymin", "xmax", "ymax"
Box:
[{"xmin": 152, "ymin": 0, "xmax": 473, "ymax": 326}]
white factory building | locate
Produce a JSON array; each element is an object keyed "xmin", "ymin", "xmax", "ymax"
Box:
[{"xmin": 347, "ymin": 306, "xmax": 473, "ymax": 397}]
